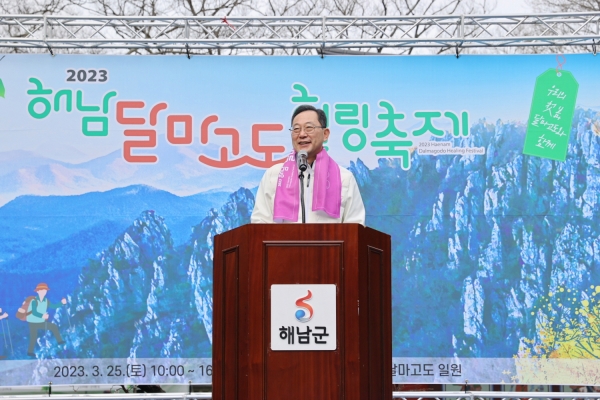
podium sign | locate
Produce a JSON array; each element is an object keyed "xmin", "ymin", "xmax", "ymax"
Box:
[{"xmin": 270, "ymin": 284, "xmax": 337, "ymax": 351}]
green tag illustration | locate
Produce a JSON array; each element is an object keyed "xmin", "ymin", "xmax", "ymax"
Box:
[
  {"xmin": 0, "ymin": 78, "xmax": 5, "ymax": 98},
  {"xmin": 523, "ymin": 68, "xmax": 579, "ymax": 161}
]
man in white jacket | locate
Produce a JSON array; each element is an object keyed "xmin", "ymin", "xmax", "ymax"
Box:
[{"xmin": 251, "ymin": 105, "xmax": 365, "ymax": 225}]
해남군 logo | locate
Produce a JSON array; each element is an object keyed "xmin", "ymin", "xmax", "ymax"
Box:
[
  {"xmin": 271, "ymin": 284, "xmax": 336, "ymax": 351},
  {"xmin": 295, "ymin": 290, "xmax": 313, "ymax": 323}
]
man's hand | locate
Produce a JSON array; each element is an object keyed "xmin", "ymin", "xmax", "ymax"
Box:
[
  {"xmin": 43, "ymin": 313, "xmax": 49, "ymax": 320},
  {"xmin": 0, "ymin": 312, "xmax": 7, "ymax": 320},
  {"xmin": 61, "ymin": 298, "xmax": 67, "ymax": 305}
]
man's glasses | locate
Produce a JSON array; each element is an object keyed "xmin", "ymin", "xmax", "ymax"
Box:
[{"xmin": 289, "ymin": 125, "xmax": 323, "ymax": 135}]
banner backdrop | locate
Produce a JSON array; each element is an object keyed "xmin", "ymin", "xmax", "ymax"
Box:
[{"xmin": 0, "ymin": 53, "xmax": 599, "ymax": 386}]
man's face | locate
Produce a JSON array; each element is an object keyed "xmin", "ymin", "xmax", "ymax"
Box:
[
  {"xmin": 291, "ymin": 110, "xmax": 330, "ymax": 163},
  {"xmin": 37, "ymin": 289, "xmax": 47, "ymax": 299}
]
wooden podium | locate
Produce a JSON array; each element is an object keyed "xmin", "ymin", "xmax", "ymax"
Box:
[{"xmin": 213, "ymin": 224, "xmax": 391, "ymax": 400}]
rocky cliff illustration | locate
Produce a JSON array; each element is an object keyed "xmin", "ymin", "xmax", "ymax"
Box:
[
  {"xmin": 350, "ymin": 107, "xmax": 600, "ymax": 380},
  {"xmin": 34, "ymin": 188, "xmax": 254, "ymax": 362}
]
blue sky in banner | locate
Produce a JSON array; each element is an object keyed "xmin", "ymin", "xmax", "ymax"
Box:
[
  {"xmin": 0, "ymin": 55, "xmax": 600, "ymax": 164},
  {"xmin": 0, "ymin": 53, "xmax": 599, "ymax": 203}
]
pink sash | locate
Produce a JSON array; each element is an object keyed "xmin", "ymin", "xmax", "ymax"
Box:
[{"xmin": 273, "ymin": 150, "xmax": 342, "ymax": 221}]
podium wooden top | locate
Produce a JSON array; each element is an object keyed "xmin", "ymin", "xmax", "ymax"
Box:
[{"xmin": 215, "ymin": 223, "xmax": 390, "ymax": 241}]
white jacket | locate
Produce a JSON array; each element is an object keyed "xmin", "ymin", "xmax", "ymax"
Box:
[{"xmin": 251, "ymin": 160, "xmax": 366, "ymax": 225}]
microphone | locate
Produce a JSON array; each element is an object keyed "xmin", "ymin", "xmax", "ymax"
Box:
[
  {"xmin": 297, "ymin": 150, "xmax": 308, "ymax": 223},
  {"xmin": 298, "ymin": 150, "xmax": 308, "ymax": 172}
]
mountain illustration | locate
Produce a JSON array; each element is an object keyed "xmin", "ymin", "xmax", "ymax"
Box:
[
  {"xmin": 24, "ymin": 188, "xmax": 255, "ymax": 376},
  {"xmin": 0, "ymin": 184, "xmax": 230, "ymax": 266},
  {"xmin": 0, "ymin": 137, "xmax": 269, "ymax": 206},
  {"xmin": 2, "ymin": 220, "xmax": 132, "ymax": 274},
  {"xmin": 0, "ymin": 150, "xmax": 71, "ymax": 177}
]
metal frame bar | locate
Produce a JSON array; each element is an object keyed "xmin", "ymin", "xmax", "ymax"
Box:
[
  {"xmin": 0, "ymin": 13, "xmax": 599, "ymax": 51},
  {"xmin": 392, "ymin": 392, "xmax": 600, "ymax": 400},
  {"xmin": 2, "ymin": 390, "xmax": 600, "ymax": 399}
]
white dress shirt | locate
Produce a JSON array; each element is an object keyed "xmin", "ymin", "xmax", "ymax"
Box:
[{"xmin": 251, "ymin": 159, "xmax": 366, "ymax": 225}]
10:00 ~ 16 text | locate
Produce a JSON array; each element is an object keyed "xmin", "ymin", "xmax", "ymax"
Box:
[{"xmin": 52, "ymin": 364, "xmax": 212, "ymax": 378}]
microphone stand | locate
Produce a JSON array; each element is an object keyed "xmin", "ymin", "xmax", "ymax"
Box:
[{"xmin": 299, "ymin": 170, "xmax": 306, "ymax": 223}]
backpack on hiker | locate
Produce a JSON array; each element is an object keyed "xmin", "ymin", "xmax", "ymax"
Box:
[{"xmin": 15, "ymin": 296, "xmax": 36, "ymax": 321}]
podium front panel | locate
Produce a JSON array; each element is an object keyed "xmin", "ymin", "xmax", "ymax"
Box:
[
  {"xmin": 221, "ymin": 246, "xmax": 239, "ymax": 400},
  {"xmin": 263, "ymin": 241, "xmax": 344, "ymax": 400},
  {"xmin": 213, "ymin": 224, "xmax": 391, "ymax": 400}
]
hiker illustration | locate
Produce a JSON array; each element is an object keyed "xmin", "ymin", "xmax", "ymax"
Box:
[
  {"xmin": 0, "ymin": 307, "xmax": 9, "ymax": 360},
  {"xmin": 17, "ymin": 283, "xmax": 67, "ymax": 357}
]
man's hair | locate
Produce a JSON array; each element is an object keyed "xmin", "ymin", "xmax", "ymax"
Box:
[{"xmin": 291, "ymin": 105, "xmax": 327, "ymax": 128}]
